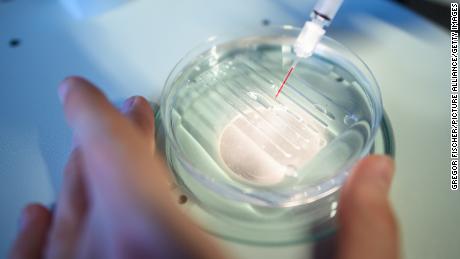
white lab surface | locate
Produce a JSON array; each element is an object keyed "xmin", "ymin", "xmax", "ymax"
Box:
[
  {"xmin": 0, "ymin": 0, "xmax": 457, "ymax": 258},
  {"xmin": 59, "ymin": 0, "xmax": 131, "ymax": 19}
]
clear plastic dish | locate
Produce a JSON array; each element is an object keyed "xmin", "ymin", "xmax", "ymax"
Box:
[{"xmin": 159, "ymin": 26, "xmax": 384, "ymax": 244}]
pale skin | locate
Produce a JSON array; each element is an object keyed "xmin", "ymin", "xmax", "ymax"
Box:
[{"xmin": 9, "ymin": 77, "xmax": 400, "ymax": 259}]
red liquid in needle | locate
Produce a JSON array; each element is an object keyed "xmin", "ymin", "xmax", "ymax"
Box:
[{"xmin": 275, "ymin": 62, "xmax": 298, "ymax": 98}]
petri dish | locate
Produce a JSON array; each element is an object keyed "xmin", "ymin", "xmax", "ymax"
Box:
[{"xmin": 159, "ymin": 26, "xmax": 385, "ymax": 244}]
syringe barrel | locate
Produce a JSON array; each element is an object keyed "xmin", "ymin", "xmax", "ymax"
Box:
[
  {"xmin": 313, "ymin": 0, "xmax": 344, "ymax": 20},
  {"xmin": 294, "ymin": 0, "xmax": 344, "ymax": 58}
]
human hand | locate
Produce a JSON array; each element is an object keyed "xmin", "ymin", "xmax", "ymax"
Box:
[
  {"xmin": 8, "ymin": 77, "xmax": 227, "ymax": 259},
  {"xmin": 337, "ymin": 155, "xmax": 400, "ymax": 259},
  {"xmin": 8, "ymin": 77, "xmax": 399, "ymax": 259}
]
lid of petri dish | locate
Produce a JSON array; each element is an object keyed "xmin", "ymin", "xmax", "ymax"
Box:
[
  {"xmin": 161, "ymin": 26, "xmax": 383, "ymax": 208},
  {"xmin": 159, "ymin": 26, "xmax": 386, "ymax": 244}
]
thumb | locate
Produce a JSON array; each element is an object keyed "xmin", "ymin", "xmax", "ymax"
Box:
[{"xmin": 337, "ymin": 155, "xmax": 400, "ymax": 259}]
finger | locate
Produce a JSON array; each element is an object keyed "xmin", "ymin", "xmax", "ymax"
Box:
[
  {"xmin": 58, "ymin": 77, "xmax": 169, "ymax": 205},
  {"xmin": 46, "ymin": 148, "xmax": 87, "ymax": 259},
  {"xmin": 121, "ymin": 96, "xmax": 155, "ymax": 142},
  {"xmin": 338, "ymin": 155, "xmax": 400, "ymax": 259},
  {"xmin": 9, "ymin": 204, "xmax": 52, "ymax": 259},
  {"xmin": 58, "ymin": 76, "xmax": 132, "ymax": 148},
  {"xmin": 58, "ymin": 77, "xmax": 148, "ymax": 175}
]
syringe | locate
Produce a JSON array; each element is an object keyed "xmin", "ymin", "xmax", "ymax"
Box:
[{"xmin": 275, "ymin": 0, "xmax": 344, "ymax": 98}]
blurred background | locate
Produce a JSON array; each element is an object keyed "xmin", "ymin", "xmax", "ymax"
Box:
[{"xmin": 397, "ymin": 0, "xmax": 451, "ymax": 29}]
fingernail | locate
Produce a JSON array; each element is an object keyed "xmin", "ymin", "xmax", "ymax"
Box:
[
  {"xmin": 58, "ymin": 79, "xmax": 70, "ymax": 103},
  {"xmin": 369, "ymin": 156, "xmax": 394, "ymax": 190},
  {"xmin": 122, "ymin": 96, "xmax": 139, "ymax": 112},
  {"xmin": 18, "ymin": 207, "xmax": 32, "ymax": 231}
]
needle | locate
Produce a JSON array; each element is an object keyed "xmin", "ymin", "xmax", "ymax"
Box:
[
  {"xmin": 275, "ymin": 59, "xmax": 300, "ymax": 98},
  {"xmin": 274, "ymin": 0, "xmax": 343, "ymax": 98}
]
